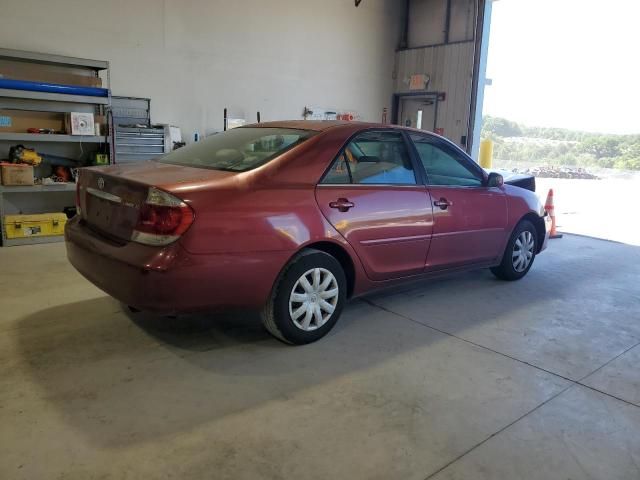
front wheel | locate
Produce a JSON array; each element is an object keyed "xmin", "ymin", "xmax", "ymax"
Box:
[
  {"xmin": 491, "ymin": 220, "xmax": 538, "ymax": 281},
  {"xmin": 262, "ymin": 249, "xmax": 347, "ymax": 345}
]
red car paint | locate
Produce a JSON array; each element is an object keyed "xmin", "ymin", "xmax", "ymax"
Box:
[{"xmin": 65, "ymin": 121, "xmax": 549, "ymax": 313}]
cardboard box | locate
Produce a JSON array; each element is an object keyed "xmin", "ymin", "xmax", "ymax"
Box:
[
  {"xmin": 94, "ymin": 114, "xmax": 107, "ymax": 135},
  {"xmin": 0, "ymin": 59, "xmax": 102, "ymax": 87},
  {"xmin": 1, "ymin": 163, "xmax": 35, "ymax": 186},
  {"xmin": 0, "ymin": 109, "xmax": 65, "ymax": 134}
]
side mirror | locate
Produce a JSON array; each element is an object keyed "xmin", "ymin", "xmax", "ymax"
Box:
[{"xmin": 486, "ymin": 172, "xmax": 504, "ymax": 188}]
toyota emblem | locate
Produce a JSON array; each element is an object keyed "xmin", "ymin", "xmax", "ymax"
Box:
[{"xmin": 97, "ymin": 177, "xmax": 105, "ymax": 190}]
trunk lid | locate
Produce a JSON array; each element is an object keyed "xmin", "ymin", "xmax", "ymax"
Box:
[{"xmin": 78, "ymin": 161, "xmax": 233, "ymax": 242}]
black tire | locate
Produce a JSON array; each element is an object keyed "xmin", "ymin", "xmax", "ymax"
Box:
[
  {"xmin": 491, "ymin": 220, "xmax": 538, "ymax": 281},
  {"xmin": 262, "ymin": 249, "xmax": 347, "ymax": 345}
]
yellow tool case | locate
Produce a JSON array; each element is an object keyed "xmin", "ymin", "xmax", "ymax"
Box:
[{"xmin": 4, "ymin": 213, "xmax": 67, "ymax": 239}]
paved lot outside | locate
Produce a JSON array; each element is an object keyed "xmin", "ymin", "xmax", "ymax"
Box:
[
  {"xmin": 536, "ymin": 173, "xmax": 640, "ymax": 246},
  {"xmin": 1, "ymin": 235, "xmax": 639, "ymax": 480}
]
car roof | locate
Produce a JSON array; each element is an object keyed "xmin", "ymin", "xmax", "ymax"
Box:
[
  {"xmin": 243, "ymin": 120, "xmax": 385, "ymax": 132},
  {"xmin": 243, "ymin": 120, "xmax": 445, "ymax": 139}
]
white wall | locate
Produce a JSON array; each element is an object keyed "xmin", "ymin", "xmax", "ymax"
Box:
[{"xmin": 0, "ymin": 0, "xmax": 402, "ymax": 140}]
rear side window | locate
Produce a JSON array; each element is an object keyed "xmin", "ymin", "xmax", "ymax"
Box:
[
  {"xmin": 322, "ymin": 153, "xmax": 352, "ymax": 184},
  {"xmin": 321, "ymin": 131, "xmax": 416, "ymax": 185},
  {"xmin": 159, "ymin": 127, "xmax": 314, "ymax": 172},
  {"xmin": 410, "ymin": 134, "xmax": 482, "ymax": 187}
]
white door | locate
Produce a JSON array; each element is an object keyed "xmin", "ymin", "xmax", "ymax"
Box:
[{"xmin": 399, "ymin": 97, "xmax": 436, "ymax": 131}]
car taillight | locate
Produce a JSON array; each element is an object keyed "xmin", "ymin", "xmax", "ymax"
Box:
[{"xmin": 131, "ymin": 187, "xmax": 194, "ymax": 246}]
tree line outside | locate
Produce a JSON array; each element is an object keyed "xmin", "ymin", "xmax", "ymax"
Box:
[{"xmin": 481, "ymin": 116, "xmax": 640, "ymax": 171}]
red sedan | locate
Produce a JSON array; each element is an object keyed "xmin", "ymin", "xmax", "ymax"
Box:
[{"xmin": 66, "ymin": 121, "xmax": 550, "ymax": 344}]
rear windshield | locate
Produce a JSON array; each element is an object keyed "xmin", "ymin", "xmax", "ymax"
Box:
[{"xmin": 158, "ymin": 127, "xmax": 314, "ymax": 172}]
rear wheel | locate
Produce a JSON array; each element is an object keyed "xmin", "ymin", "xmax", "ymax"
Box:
[
  {"xmin": 262, "ymin": 249, "xmax": 347, "ymax": 345},
  {"xmin": 491, "ymin": 220, "xmax": 537, "ymax": 281}
]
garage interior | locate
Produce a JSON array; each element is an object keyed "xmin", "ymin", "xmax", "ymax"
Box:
[{"xmin": 1, "ymin": 1, "xmax": 639, "ymax": 479}]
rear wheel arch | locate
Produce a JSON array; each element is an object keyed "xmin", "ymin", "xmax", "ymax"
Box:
[
  {"xmin": 298, "ymin": 241, "xmax": 356, "ymax": 298},
  {"xmin": 268, "ymin": 240, "xmax": 356, "ymax": 312}
]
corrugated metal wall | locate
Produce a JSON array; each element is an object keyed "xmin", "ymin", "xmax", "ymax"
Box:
[
  {"xmin": 394, "ymin": 41, "xmax": 475, "ymax": 147},
  {"xmin": 408, "ymin": 0, "xmax": 447, "ymax": 46},
  {"xmin": 408, "ymin": 0, "xmax": 475, "ymax": 47}
]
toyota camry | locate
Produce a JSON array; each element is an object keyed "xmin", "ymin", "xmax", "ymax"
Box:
[{"xmin": 66, "ymin": 121, "xmax": 550, "ymax": 344}]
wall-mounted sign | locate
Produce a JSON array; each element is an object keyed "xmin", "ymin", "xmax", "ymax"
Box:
[{"xmin": 409, "ymin": 74, "xmax": 430, "ymax": 91}]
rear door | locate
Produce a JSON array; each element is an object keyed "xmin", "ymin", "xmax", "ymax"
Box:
[
  {"xmin": 315, "ymin": 130, "xmax": 433, "ymax": 281},
  {"xmin": 408, "ymin": 133, "xmax": 508, "ymax": 270}
]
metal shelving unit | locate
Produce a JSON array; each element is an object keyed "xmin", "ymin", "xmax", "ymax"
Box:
[
  {"xmin": 0, "ymin": 48, "xmax": 108, "ymax": 69},
  {"xmin": 2, "ymin": 232, "xmax": 67, "ymax": 247},
  {"xmin": 0, "ymin": 183, "xmax": 76, "ymax": 193},
  {"xmin": 0, "ymin": 133, "xmax": 108, "ymax": 143},
  {"xmin": 0, "ymin": 48, "xmax": 110, "ymax": 246},
  {"xmin": 0, "ymin": 183, "xmax": 77, "ymax": 246},
  {"xmin": 0, "ymin": 88, "xmax": 109, "ymax": 105}
]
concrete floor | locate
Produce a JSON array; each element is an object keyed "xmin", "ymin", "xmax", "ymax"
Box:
[{"xmin": 1, "ymin": 235, "xmax": 639, "ymax": 480}]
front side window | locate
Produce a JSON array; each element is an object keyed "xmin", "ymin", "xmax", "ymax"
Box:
[
  {"xmin": 322, "ymin": 131, "xmax": 416, "ymax": 185},
  {"xmin": 410, "ymin": 134, "xmax": 482, "ymax": 187},
  {"xmin": 159, "ymin": 127, "xmax": 314, "ymax": 172}
]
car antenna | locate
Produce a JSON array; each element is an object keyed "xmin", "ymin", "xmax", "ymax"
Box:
[
  {"xmin": 223, "ymin": 108, "xmax": 228, "ymax": 131},
  {"xmin": 257, "ymin": 111, "xmax": 261, "ymax": 123}
]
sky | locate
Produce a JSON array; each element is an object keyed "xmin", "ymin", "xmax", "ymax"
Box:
[{"xmin": 483, "ymin": 0, "xmax": 640, "ymax": 134}]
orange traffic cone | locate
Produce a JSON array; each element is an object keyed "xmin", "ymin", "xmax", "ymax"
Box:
[{"xmin": 544, "ymin": 189, "xmax": 563, "ymax": 239}]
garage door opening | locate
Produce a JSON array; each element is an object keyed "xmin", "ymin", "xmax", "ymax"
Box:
[{"xmin": 479, "ymin": 0, "xmax": 640, "ymax": 245}]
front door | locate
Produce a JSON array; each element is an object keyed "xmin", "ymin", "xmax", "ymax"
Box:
[
  {"xmin": 408, "ymin": 133, "xmax": 508, "ymax": 270},
  {"xmin": 316, "ymin": 130, "xmax": 434, "ymax": 281}
]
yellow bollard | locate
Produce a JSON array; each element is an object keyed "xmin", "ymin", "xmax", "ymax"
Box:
[{"xmin": 479, "ymin": 139, "xmax": 493, "ymax": 169}]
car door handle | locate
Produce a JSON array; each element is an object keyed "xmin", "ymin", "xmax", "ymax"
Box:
[
  {"xmin": 329, "ymin": 198, "xmax": 355, "ymax": 212},
  {"xmin": 433, "ymin": 197, "xmax": 453, "ymax": 210}
]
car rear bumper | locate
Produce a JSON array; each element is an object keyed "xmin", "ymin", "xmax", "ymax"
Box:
[{"xmin": 65, "ymin": 217, "xmax": 291, "ymax": 313}]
